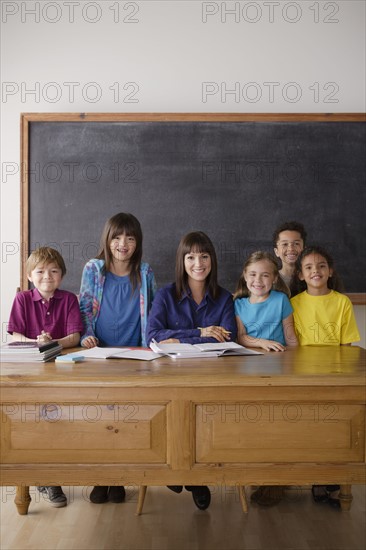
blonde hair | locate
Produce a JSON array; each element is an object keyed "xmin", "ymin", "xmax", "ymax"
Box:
[
  {"xmin": 26, "ymin": 247, "xmax": 66, "ymax": 277},
  {"xmin": 234, "ymin": 251, "xmax": 290, "ymax": 299}
]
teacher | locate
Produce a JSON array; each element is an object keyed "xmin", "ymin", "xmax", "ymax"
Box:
[{"xmin": 147, "ymin": 231, "xmax": 237, "ymax": 510}]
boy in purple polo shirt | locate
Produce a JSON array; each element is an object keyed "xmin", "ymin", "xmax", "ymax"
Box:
[{"xmin": 8, "ymin": 246, "xmax": 83, "ymax": 508}]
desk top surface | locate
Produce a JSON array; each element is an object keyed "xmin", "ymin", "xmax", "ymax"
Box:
[{"xmin": 0, "ymin": 346, "xmax": 365, "ymax": 388}]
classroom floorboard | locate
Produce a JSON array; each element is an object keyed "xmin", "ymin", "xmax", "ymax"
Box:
[{"xmin": 0, "ymin": 485, "xmax": 365, "ymax": 550}]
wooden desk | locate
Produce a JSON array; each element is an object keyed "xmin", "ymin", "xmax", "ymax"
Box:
[{"xmin": 1, "ymin": 346, "xmax": 365, "ymax": 514}]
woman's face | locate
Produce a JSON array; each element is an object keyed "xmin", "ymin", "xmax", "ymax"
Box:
[{"xmin": 184, "ymin": 250, "xmax": 211, "ymax": 285}]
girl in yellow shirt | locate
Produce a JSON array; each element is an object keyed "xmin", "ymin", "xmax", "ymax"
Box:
[
  {"xmin": 291, "ymin": 246, "xmax": 360, "ymax": 346},
  {"xmin": 291, "ymin": 245, "xmax": 360, "ymax": 508}
]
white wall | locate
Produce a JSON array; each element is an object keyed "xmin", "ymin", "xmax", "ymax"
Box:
[{"xmin": 1, "ymin": 1, "xmax": 365, "ymax": 345}]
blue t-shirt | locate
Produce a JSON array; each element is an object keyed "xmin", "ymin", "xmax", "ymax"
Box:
[
  {"xmin": 95, "ymin": 272, "xmax": 141, "ymax": 346},
  {"xmin": 234, "ymin": 290, "xmax": 293, "ymax": 346}
]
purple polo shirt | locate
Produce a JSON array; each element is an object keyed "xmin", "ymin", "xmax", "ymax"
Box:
[
  {"xmin": 146, "ymin": 283, "xmax": 237, "ymax": 345},
  {"xmin": 8, "ymin": 288, "xmax": 83, "ymax": 340}
]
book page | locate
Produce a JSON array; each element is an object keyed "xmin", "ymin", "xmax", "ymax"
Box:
[{"xmin": 194, "ymin": 342, "xmax": 243, "ymax": 352}]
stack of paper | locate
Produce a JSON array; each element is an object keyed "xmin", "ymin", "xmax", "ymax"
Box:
[
  {"xmin": 1, "ymin": 341, "xmax": 63, "ymax": 362},
  {"xmin": 149, "ymin": 340, "xmax": 262, "ymax": 358}
]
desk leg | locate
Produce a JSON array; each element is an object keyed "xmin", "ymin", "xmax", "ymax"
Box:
[
  {"xmin": 339, "ymin": 484, "xmax": 353, "ymax": 511},
  {"xmin": 239, "ymin": 486, "xmax": 248, "ymax": 514},
  {"xmin": 135, "ymin": 486, "xmax": 147, "ymax": 515},
  {"xmin": 15, "ymin": 485, "xmax": 31, "ymax": 515}
]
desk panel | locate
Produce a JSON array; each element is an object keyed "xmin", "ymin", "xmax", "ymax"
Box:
[
  {"xmin": 1, "ymin": 403, "xmax": 167, "ymax": 464},
  {"xmin": 195, "ymin": 403, "xmax": 364, "ymax": 463}
]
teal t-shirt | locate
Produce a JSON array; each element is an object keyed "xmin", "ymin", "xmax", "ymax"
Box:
[
  {"xmin": 95, "ymin": 272, "xmax": 141, "ymax": 346},
  {"xmin": 234, "ymin": 290, "xmax": 293, "ymax": 346}
]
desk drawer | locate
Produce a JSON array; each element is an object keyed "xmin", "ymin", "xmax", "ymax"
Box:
[
  {"xmin": 1, "ymin": 402, "xmax": 167, "ymax": 464},
  {"xmin": 195, "ymin": 402, "xmax": 365, "ymax": 463}
]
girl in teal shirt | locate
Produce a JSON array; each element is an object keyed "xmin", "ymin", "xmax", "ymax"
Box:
[{"xmin": 234, "ymin": 251, "xmax": 297, "ymax": 352}]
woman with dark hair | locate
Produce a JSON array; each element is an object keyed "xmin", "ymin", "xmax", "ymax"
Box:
[
  {"xmin": 79, "ymin": 212, "xmax": 156, "ymax": 504},
  {"xmin": 147, "ymin": 231, "xmax": 236, "ymax": 345},
  {"xmin": 146, "ymin": 231, "xmax": 237, "ymax": 510}
]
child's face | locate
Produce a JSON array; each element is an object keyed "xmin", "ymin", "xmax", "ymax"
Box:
[
  {"xmin": 274, "ymin": 230, "xmax": 304, "ymax": 268},
  {"xmin": 299, "ymin": 253, "xmax": 333, "ymax": 294},
  {"xmin": 244, "ymin": 259, "xmax": 277, "ymax": 299},
  {"xmin": 110, "ymin": 233, "xmax": 137, "ymax": 264},
  {"xmin": 184, "ymin": 250, "xmax": 211, "ymax": 285},
  {"xmin": 27, "ymin": 262, "xmax": 63, "ymax": 297}
]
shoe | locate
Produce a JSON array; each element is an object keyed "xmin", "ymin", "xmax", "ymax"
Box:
[
  {"xmin": 187, "ymin": 486, "xmax": 211, "ymax": 510},
  {"xmin": 327, "ymin": 497, "xmax": 341, "ymax": 509},
  {"xmin": 312, "ymin": 485, "xmax": 340, "ymax": 509},
  {"xmin": 167, "ymin": 486, "xmax": 183, "ymax": 494},
  {"xmin": 251, "ymin": 486, "xmax": 284, "ymax": 507},
  {"xmin": 311, "ymin": 485, "xmax": 329, "ymax": 503},
  {"xmin": 90, "ymin": 486, "xmax": 109, "ymax": 504},
  {"xmin": 108, "ymin": 486, "xmax": 126, "ymax": 503},
  {"xmin": 326, "ymin": 485, "xmax": 340, "ymax": 492},
  {"xmin": 37, "ymin": 486, "xmax": 67, "ymax": 508}
]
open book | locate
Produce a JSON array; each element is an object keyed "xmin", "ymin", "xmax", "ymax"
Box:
[
  {"xmin": 78, "ymin": 347, "xmax": 162, "ymax": 361},
  {"xmin": 150, "ymin": 340, "xmax": 262, "ymax": 358}
]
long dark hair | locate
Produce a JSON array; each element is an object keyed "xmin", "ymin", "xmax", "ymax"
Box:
[
  {"xmin": 97, "ymin": 212, "xmax": 142, "ymax": 290},
  {"xmin": 294, "ymin": 245, "xmax": 344, "ymax": 293},
  {"xmin": 175, "ymin": 231, "xmax": 219, "ymax": 300},
  {"xmin": 234, "ymin": 251, "xmax": 290, "ymax": 299}
]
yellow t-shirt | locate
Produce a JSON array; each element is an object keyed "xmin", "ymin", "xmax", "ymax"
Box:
[{"xmin": 290, "ymin": 290, "xmax": 360, "ymax": 346}]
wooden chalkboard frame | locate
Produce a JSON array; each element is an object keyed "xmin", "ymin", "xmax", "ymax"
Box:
[{"xmin": 20, "ymin": 112, "xmax": 366, "ymax": 304}]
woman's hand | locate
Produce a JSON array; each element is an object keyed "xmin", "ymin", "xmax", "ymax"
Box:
[
  {"xmin": 81, "ymin": 336, "xmax": 99, "ymax": 349},
  {"xmin": 199, "ymin": 326, "xmax": 231, "ymax": 343},
  {"xmin": 158, "ymin": 338, "xmax": 180, "ymax": 344}
]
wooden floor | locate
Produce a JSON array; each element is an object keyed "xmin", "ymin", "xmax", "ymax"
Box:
[{"xmin": 0, "ymin": 485, "xmax": 365, "ymax": 550}]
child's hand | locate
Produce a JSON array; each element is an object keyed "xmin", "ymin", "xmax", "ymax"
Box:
[
  {"xmin": 158, "ymin": 338, "xmax": 180, "ymax": 344},
  {"xmin": 37, "ymin": 331, "xmax": 52, "ymax": 344},
  {"xmin": 81, "ymin": 336, "xmax": 99, "ymax": 348},
  {"xmin": 260, "ymin": 339, "xmax": 286, "ymax": 352}
]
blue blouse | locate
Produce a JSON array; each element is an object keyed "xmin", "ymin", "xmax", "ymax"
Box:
[
  {"xmin": 146, "ymin": 283, "xmax": 237, "ymax": 345},
  {"xmin": 95, "ymin": 272, "xmax": 141, "ymax": 346}
]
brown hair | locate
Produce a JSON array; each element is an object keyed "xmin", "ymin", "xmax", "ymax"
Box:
[
  {"xmin": 272, "ymin": 221, "xmax": 307, "ymax": 248},
  {"xmin": 175, "ymin": 231, "xmax": 219, "ymax": 300},
  {"xmin": 97, "ymin": 212, "xmax": 142, "ymax": 290},
  {"xmin": 26, "ymin": 247, "xmax": 66, "ymax": 277},
  {"xmin": 234, "ymin": 251, "xmax": 290, "ymax": 299}
]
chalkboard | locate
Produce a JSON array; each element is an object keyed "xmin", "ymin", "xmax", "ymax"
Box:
[{"xmin": 21, "ymin": 113, "xmax": 365, "ymax": 299}]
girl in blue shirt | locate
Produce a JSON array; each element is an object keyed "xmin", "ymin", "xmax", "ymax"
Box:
[
  {"xmin": 234, "ymin": 251, "xmax": 297, "ymax": 352},
  {"xmin": 79, "ymin": 212, "xmax": 156, "ymax": 504},
  {"xmin": 147, "ymin": 231, "xmax": 237, "ymax": 510},
  {"xmin": 234, "ymin": 251, "xmax": 297, "ymax": 507}
]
